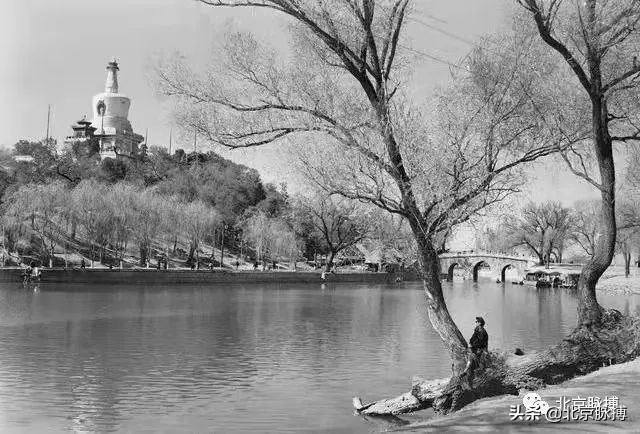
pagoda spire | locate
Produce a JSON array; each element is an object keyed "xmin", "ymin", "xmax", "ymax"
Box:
[{"xmin": 105, "ymin": 58, "xmax": 119, "ymax": 93}]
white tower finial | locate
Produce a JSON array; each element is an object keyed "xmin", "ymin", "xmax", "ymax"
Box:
[{"xmin": 105, "ymin": 59, "xmax": 120, "ymax": 93}]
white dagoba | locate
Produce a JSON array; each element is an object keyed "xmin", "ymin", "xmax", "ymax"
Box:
[{"xmin": 90, "ymin": 59, "xmax": 144, "ymax": 159}]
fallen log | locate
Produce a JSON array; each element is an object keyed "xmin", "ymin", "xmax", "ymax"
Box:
[
  {"xmin": 353, "ymin": 377, "xmax": 449, "ymax": 415},
  {"xmin": 353, "ymin": 392, "xmax": 423, "ymax": 415},
  {"xmin": 354, "ymin": 309, "xmax": 640, "ymax": 416}
]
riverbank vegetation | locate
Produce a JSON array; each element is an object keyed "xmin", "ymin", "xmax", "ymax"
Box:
[{"xmin": 0, "ymin": 140, "xmax": 402, "ymax": 271}]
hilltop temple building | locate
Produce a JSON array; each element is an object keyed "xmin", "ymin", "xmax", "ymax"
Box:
[{"xmin": 65, "ymin": 59, "xmax": 144, "ymax": 160}]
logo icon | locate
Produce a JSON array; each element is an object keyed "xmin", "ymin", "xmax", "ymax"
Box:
[{"xmin": 522, "ymin": 392, "xmax": 550, "ymax": 416}]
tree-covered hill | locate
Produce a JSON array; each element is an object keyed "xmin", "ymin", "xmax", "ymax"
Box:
[{"xmin": 0, "ymin": 139, "xmax": 403, "ymax": 270}]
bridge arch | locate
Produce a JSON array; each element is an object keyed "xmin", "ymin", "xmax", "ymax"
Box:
[
  {"xmin": 438, "ymin": 252, "xmax": 533, "ymax": 283},
  {"xmin": 472, "ymin": 261, "xmax": 490, "ymax": 282},
  {"xmin": 501, "ymin": 264, "xmax": 512, "ymax": 282},
  {"xmin": 447, "ymin": 263, "xmax": 459, "ymax": 282}
]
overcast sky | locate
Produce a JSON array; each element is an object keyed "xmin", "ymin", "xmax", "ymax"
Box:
[{"xmin": 1, "ymin": 0, "xmax": 600, "ymax": 205}]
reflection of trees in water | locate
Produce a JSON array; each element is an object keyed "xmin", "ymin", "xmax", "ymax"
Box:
[
  {"xmin": 0, "ymin": 288, "xmax": 267, "ymax": 431},
  {"xmin": 536, "ymin": 288, "xmax": 565, "ymax": 345},
  {"xmin": 0, "ymin": 319, "xmax": 124, "ymax": 432},
  {"xmin": 66, "ymin": 331, "xmax": 122, "ymax": 433},
  {"xmin": 624, "ymin": 299, "xmax": 630, "ymax": 317},
  {"xmin": 494, "ymin": 283, "xmax": 574, "ymax": 351},
  {"xmin": 1, "ymin": 284, "xmax": 640, "ymax": 431},
  {"xmin": 231, "ymin": 284, "xmax": 431, "ymax": 386}
]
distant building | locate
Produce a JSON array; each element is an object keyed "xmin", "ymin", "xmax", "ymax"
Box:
[
  {"xmin": 64, "ymin": 116, "xmax": 98, "ymax": 157},
  {"xmin": 12, "ymin": 155, "xmax": 34, "ymax": 163},
  {"xmin": 64, "ymin": 59, "xmax": 144, "ymax": 160}
]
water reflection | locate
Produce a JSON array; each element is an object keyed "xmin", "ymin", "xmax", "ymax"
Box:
[{"xmin": 0, "ymin": 280, "xmax": 637, "ymax": 432}]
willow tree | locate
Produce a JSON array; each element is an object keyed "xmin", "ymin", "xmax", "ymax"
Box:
[
  {"xmin": 2, "ymin": 182, "xmax": 69, "ymax": 266},
  {"xmin": 517, "ymin": 0, "xmax": 640, "ymax": 325},
  {"xmin": 128, "ymin": 188, "xmax": 166, "ymax": 267},
  {"xmin": 183, "ymin": 200, "xmax": 221, "ymax": 266},
  {"xmin": 156, "ymin": 0, "xmax": 574, "ymax": 411},
  {"xmin": 71, "ymin": 180, "xmax": 115, "ymax": 267},
  {"xmin": 243, "ymin": 211, "xmax": 270, "ymax": 264}
]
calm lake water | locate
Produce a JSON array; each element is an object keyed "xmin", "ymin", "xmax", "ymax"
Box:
[{"xmin": 0, "ymin": 279, "xmax": 638, "ymax": 433}]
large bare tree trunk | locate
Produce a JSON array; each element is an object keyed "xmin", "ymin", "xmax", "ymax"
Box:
[
  {"xmin": 532, "ymin": 243, "xmax": 544, "ymax": 265},
  {"xmin": 325, "ymin": 250, "xmax": 336, "ymax": 272},
  {"xmin": 409, "ymin": 218, "xmax": 468, "ymax": 376},
  {"xmin": 355, "ymin": 309, "xmax": 640, "ymax": 416},
  {"xmin": 577, "ymin": 100, "xmax": 613, "ymax": 327}
]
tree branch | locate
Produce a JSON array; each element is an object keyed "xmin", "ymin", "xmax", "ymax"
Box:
[{"xmin": 518, "ymin": 0, "xmax": 592, "ymax": 94}]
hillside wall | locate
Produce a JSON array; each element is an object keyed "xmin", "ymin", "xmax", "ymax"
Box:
[{"xmin": 0, "ymin": 268, "xmax": 419, "ymax": 285}]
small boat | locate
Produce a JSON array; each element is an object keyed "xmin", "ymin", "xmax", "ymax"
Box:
[
  {"xmin": 523, "ymin": 265, "xmax": 582, "ymax": 289},
  {"xmin": 523, "ymin": 270, "xmax": 548, "ymax": 287}
]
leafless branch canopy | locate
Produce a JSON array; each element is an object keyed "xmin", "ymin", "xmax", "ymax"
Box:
[
  {"xmin": 517, "ymin": 0, "xmax": 640, "ymax": 190},
  {"xmin": 155, "ymin": 0, "xmax": 576, "ymax": 241}
]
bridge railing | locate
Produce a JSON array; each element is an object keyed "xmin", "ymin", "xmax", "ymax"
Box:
[{"xmin": 438, "ymin": 251, "xmax": 537, "ymax": 262}]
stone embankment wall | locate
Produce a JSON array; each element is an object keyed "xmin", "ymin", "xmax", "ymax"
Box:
[{"xmin": 0, "ymin": 268, "xmax": 416, "ymax": 285}]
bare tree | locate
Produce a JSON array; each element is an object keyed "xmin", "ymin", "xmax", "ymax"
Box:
[
  {"xmin": 616, "ymin": 190, "xmax": 640, "ymax": 277},
  {"xmin": 2, "ymin": 182, "xmax": 69, "ymax": 266},
  {"xmin": 243, "ymin": 211, "xmax": 270, "ymax": 265},
  {"xmin": 128, "ymin": 189, "xmax": 165, "ymax": 267},
  {"xmin": 264, "ymin": 218, "xmax": 299, "ymax": 266},
  {"xmin": 297, "ymin": 195, "xmax": 369, "ymax": 271},
  {"xmin": 569, "ymin": 200, "xmax": 601, "ymax": 258},
  {"xmin": 243, "ymin": 210, "xmax": 298, "ymax": 267},
  {"xmin": 617, "ymin": 148, "xmax": 640, "ymax": 231},
  {"xmin": 183, "ymin": 200, "xmax": 221, "ymax": 267},
  {"xmin": 155, "ymin": 1, "xmax": 571, "ymax": 381},
  {"xmin": 615, "ymin": 225, "xmax": 636, "ymax": 278},
  {"xmin": 71, "ymin": 180, "xmax": 115, "ymax": 267},
  {"xmin": 518, "ymin": 0, "xmax": 640, "ymax": 325},
  {"xmin": 473, "ymin": 222, "xmax": 511, "ymax": 254},
  {"xmin": 505, "ymin": 201, "xmax": 574, "ymax": 265},
  {"xmin": 367, "ymin": 208, "xmax": 416, "ymax": 264},
  {"xmin": 108, "ymin": 183, "xmax": 139, "ymax": 263},
  {"xmin": 626, "ymin": 147, "xmax": 640, "ymax": 193},
  {"xmin": 158, "ymin": 195, "xmax": 183, "ymax": 267}
]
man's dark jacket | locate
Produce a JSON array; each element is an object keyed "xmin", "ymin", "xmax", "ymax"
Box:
[{"xmin": 469, "ymin": 325, "xmax": 488, "ymax": 353}]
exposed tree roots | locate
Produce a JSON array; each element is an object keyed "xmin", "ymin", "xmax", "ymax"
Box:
[{"xmin": 354, "ymin": 309, "xmax": 640, "ymax": 416}]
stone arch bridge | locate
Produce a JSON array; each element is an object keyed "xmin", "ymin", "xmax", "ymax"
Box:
[{"xmin": 438, "ymin": 252, "xmax": 537, "ymax": 282}]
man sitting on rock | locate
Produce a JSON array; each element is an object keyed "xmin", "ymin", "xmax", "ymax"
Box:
[
  {"xmin": 461, "ymin": 316, "xmax": 488, "ymax": 386},
  {"xmin": 470, "ymin": 316, "xmax": 488, "ymax": 363}
]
